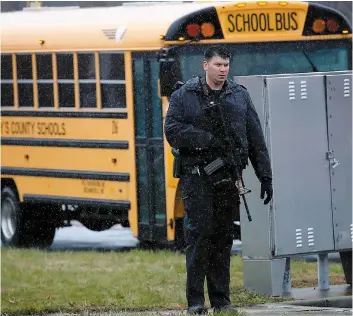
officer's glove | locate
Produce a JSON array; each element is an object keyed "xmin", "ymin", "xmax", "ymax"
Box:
[{"xmin": 260, "ymin": 177, "xmax": 273, "ymax": 205}]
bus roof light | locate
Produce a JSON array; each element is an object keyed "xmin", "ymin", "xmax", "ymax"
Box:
[
  {"xmin": 312, "ymin": 19, "xmax": 326, "ymax": 33},
  {"xmin": 186, "ymin": 24, "xmax": 200, "ymax": 38},
  {"xmin": 342, "ymin": 30, "xmax": 349, "ymax": 34},
  {"xmin": 236, "ymin": 3, "xmax": 246, "ymax": 7},
  {"xmin": 257, "ymin": 2, "xmax": 267, "ymax": 6},
  {"xmin": 178, "ymin": 36, "xmax": 185, "ymax": 41},
  {"xmin": 201, "ymin": 23, "xmax": 215, "ymax": 38},
  {"xmin": 279, "ymin": 2, "xmax": 288, "ymax": 6},
  {"xmin": 327, "ymin": 19, "xmax": 339, "ymax": 33}
]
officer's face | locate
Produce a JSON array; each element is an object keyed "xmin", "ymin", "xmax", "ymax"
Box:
[{"xmin": 203, "ymin": 55, "xmax": 230, "ymax": 85}]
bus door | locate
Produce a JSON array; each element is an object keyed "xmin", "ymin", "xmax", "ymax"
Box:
[{"xmin": 132, "ymin": 52, "xmax": 167, "ymax": 243}]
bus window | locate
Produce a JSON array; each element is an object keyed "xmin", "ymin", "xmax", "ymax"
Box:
[
  {"xmin": 78, "ymin": 53, "xmax": 96, "ymax": 108},
  {"xmin": 17, "ymin": 54, "xmax": 32, "ymax": 79},
  {"xmin": 133, "ymin": 59, "xmax": 146, "ymax": 137},
  {"xmin": 179, "ymin": 41, "xmax": 351, "ymax": 80},
  {"xmin": 37, "ymin": 54, "xmax": 53, "ymax": 79},
  {"xmin": 99, "ymin": 52, "xmax": 126, "ymax": 108},
  {"xmin": 1, "ymin": 54, "xmax": 12, "ymax": 79},
  {"xmin": 1, "ymin": 84, "xmax": 14, "ymax": 107},
  {"xmin": 57, "ymin": 53, "xmax": 75, "ymax": 108},
  {"xmin": 306, "ymin": 48, "xmax": 349, "ymax": 72},
  {"xmin": 36, "ymin": 53, "xmax": 54, "ymax": 108},
  {"xmin": 17, "ymin": 54, "xmax": 33, "ymax": 107},
  {"xmin": 1, "ymin": 54, "xmax": 14, "ymax": 107}
]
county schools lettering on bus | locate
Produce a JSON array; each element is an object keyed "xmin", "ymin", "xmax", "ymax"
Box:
[
  {"xmin": 1, "ymin": 121, "xmax": 66, "ymax": 136},
  {"xmin": 0, "ymin": 118, "xmax": 128, "ymax": 140}
]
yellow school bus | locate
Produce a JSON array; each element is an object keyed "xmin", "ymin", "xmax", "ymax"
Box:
[{"xmin": 1, "ymin": 2, "xmax": 351, "ymax": 248}]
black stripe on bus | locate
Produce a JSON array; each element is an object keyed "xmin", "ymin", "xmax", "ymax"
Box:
[
  {"xmin": 1, "ymin": 167, "xmax": 130, "ymax": 181},
  {"xmin": 23, "ymin": 194, "xmax": 131, "ymax": 209},
  {"xmin": 1, "ymin": 111, "xmax": 128, "ymax": 119},
  {"xmin": 1, "ymin": 138, "xmax": 129, "ymax": 149}
]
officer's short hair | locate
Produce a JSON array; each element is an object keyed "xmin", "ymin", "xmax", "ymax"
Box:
[{"xmin": 204, "ymin": 46, "xmax": 231, "ymax": 61}]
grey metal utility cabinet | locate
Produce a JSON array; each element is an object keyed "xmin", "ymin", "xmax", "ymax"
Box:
[{"xmin": 234, "ymin": 71, "xmax": 352, "ymax": 297}]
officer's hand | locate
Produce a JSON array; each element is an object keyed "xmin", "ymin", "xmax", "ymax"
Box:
[{"xmin": 260, "ymin": 178, "xmax": 273, "ymax": 205}]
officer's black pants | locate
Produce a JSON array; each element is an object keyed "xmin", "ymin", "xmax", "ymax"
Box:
[{"xmin": 181, "ymin": 173, "xmax": 239, "ymax": 308}]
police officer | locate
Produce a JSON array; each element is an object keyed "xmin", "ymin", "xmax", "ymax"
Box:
[{"xmin": 164, "ymin": 46, "xmax": 273, "ymax": 314}]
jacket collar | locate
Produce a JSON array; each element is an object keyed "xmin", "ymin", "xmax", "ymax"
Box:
[{"xmin": 184, "ymin": 76, "xmax": 241, "ymax": 95}]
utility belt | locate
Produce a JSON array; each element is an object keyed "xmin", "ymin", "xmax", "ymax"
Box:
[{"xmin": 173, "ymin": 151, "xmax": 233, "ymax": 187}]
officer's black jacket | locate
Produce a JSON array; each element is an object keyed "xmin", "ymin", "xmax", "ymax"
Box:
[{"xmin": 164, "ymin": 77, "xmax": 272, "ymax": 181}]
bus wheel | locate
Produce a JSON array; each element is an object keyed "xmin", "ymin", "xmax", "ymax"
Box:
[{"xmin": 1, "ymin": 187, "xmax": 29, "ymax": 248}]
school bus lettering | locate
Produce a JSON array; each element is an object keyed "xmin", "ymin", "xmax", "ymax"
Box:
[
  {"xmin": 112, "ymin": 120, "xmax": 119, "ymax": 134},
  {"xmin": 82, "ymin": 180, "xmax": 105, "ymax": 194},
  {"xmin": 227, "ymin": 12, "xmax": 298, "ymax": 33},
  {"xmin": 9, "ymin": 121, "xmax": 36, "ymax": 135},
  {"xmin": 1, "ymin": 122, "xmax": 10, "ymax": 134},
  {"xmin": 1, "ymin": 120, "xmax": 66, "ymax": 136},
  {"xmin": 37, "ymin": 122, "xmax": 66, "ymax": 136}
]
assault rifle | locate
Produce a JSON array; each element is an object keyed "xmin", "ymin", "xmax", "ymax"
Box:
[
  {"xmin": 200, "ymin": 80, "xmax": 253, "ymax": 222},
  {"xmin": 218, "ymin": 105, "xmax": 253, "ymax": 222}
]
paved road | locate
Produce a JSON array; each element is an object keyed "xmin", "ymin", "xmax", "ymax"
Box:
[
  {"xmin": 45, "ymin": 305, "xmax": 353, "ymax": 315},
  {"xmin": 51, "ymin": 222, "xmax": 138, "ymax": 251},
  {"xmin": 50, "ymin": 222, "xmax": 341, "ymax": 263}
]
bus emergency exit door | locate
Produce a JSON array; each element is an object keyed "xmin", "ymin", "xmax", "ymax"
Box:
[{"xmin": 132, "ymin": 53, "xmax": 167, "ymax": 243}]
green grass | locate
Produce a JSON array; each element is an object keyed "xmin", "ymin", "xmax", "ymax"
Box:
[{"xmin": 1, "ymin": 249, "xmax": 345, "ymax": 315}]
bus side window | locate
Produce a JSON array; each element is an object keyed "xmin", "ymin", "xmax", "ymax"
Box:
[
  {"xmin": 17, "ymin": 54, "xmax": 33, "ymax": 107},
  {"xmin": 1, "ymin": 54, "xmax": 14, "ymax": 107},
  {"xmin": 78, "ymin": 53, "xmax": 96, "ymax": 108},
  {"xmin": 57, "ymin": 53, "xmax": 75, "ymax": 108},
  {"xmin": 99, "ymin": 52, "xmax": 126, "ymax": 108},
  {"xmin": 36, "ymin": 53, "xmax": 54, "ymax": 108}
]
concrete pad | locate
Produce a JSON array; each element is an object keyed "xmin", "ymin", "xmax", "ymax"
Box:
[
  {"xmin": 237, "ymin": 304, "xmax": 352, "ymax": 315},
  {"xmin": 45, "ymin": 305, "xmax": 353, "ymax": 315},
  {"xmin": 285, "ymin": 284, "xmax": 352, "ymax": 300}
]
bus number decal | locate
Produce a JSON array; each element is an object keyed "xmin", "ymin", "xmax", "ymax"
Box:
[
  {"xmin": 112, "ymin": 120, "xmax": 119, "ymax": 135},
  {"xmin": 227, "ymin": 12, "xmax": 298, "ymax": 33},
  {"xmin": 82, "ymin": 180, "xmax": 105, "ymax": 194}
]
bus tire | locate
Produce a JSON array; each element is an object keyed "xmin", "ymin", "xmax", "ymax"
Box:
[{"xmin": 1, "ymin": 186, "xmax": 30, "ymax": 248}]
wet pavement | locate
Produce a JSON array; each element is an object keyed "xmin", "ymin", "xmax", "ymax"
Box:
[
  {"xmin": 50, "ymin": 222, "xmax": 138, "ymax": 251},
  {"xmin": 233, "ymin": 304, "xmax": 352, "ymax": 315},
  {"xmin": 39, "ymin": 304, "xmax": 353, "ymax": 316}
]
